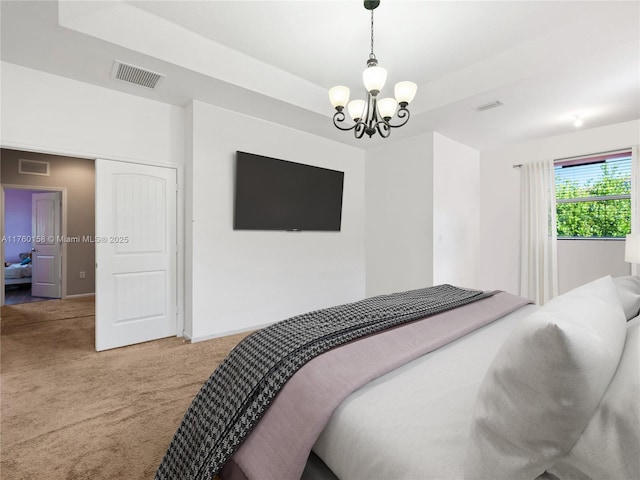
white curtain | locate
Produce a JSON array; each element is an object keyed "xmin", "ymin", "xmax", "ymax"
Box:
[
  {"xmin": 631, "ymin": 146, "xmax": 640, "ymax": 276},
  {"xmin": 520, "ymin": 159, "xmax": 558, "ymax": 304}
]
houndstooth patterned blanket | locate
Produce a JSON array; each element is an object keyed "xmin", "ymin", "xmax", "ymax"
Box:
[{"xmin": 155, "ymin": 284, "xmax": 492, "ymax": 480}]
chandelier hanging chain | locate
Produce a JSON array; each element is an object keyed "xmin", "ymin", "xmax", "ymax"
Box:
[
  {"xmin": 370, "ymin": 9, "xmax": 375, "ymax": 59},
  {"xmin": 328, "ymin": 0, "xmax": 417, "ymax": 139}
]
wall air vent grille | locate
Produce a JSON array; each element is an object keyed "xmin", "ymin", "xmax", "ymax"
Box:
[
  {"xmin": 18, "ymin": 159, "xmax": 50, "ymax": 176},
  {"xmin": 475, "ymin": 100, "xmax": 504, "ymax": 112},
  {"xmin": 111, "ymin": 60, "xmax": 165, "ymax": 89}
]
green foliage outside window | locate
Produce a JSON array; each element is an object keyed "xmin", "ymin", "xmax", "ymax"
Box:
[{"xmin": 556, "ymin": 163, "xmax": 631, "ymax": 238}]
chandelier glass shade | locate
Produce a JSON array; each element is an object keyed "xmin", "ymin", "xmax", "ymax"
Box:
[{"xmin": 329, "ymin": 1, "xmax": 417, "ymax": 139}]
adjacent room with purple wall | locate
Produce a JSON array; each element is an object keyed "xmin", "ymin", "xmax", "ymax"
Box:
[{"xmin": 5, "ymin": 188, "xmax": 35, "ymax": 263}]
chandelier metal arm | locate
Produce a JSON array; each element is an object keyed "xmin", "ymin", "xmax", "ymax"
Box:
[
  {"xmin": 374, "ymin": 120, "xmax": 391, "ymax": 138},
  {"xmin": 354, "ymin": 122, "xmax": 367, "ymax": 139},
  {"xmin": 333, "ymin": 96, "xmax": 412, "ymax": 138},
  {"xmin": 385, "ymin": 105, "xmax": 411, "ymax": 129},
  {"xmin": 332, "ymin": 109, "xmax": 358, "ymax": 131}
]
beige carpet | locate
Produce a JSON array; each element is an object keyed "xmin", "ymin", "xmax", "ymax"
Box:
[{"xmin": 1, "ymin": 296, "xmax": 249, "ymax": 479}]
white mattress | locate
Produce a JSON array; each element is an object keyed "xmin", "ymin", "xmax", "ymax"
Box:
[
  {"xmin": 313, "ymin": 303, "xmax": 538, "ymax": 480},
  {"xmin": 4, "ymin": 263, "xmax": 32, "ymax": 279}
]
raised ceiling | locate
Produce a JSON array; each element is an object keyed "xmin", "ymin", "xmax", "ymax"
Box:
[{"xmin": 2, "ymin": 1, "xmax": 638, "ymax": 150}]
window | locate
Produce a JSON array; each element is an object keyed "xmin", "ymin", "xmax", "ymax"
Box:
[{"xmin": 555, "ymin": 150, "xmax": 631, "ymax": 238}]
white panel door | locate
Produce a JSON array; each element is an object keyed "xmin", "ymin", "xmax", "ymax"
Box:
[
  {"xmin": 31, "ymin": 192, "xmax": 62, "ymax": 298},
  {"xmin": 95, "ymin": 160, "xmax": 177, "ymax": 351}
]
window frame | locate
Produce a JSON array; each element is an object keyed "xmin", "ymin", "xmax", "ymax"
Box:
[{"xmin": 554, "ymin": 150, "xmax": 632, "ymax": 240}]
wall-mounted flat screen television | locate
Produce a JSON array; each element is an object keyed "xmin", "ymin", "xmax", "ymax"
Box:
[{"xmin": 234, "ymin": 151, "xmax": 344, "ymax": 231}]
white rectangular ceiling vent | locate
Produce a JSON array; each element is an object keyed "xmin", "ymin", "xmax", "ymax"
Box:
[
  {"xmin": 475, "ymin": 100, "xmax": 504, "ymax": 112},
  {"xmin": 111, "ymin": 60, "xmax": 165, "ymax": 89},
  {"xmin": 19, "ymin": 158, "xmax": 50, "ymax": 176}
]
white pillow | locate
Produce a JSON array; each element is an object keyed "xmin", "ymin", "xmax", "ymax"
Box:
[
  {"xmin": 465, "ymin": 276, "xmax": 627, "ymax": 480},
  {"xmin": 548, "ymin": 317, "xmax": 640, "ymax": 480},
  {"xmin": 613, "ymin": 275, "xmax": 640, "ymax": 321}
]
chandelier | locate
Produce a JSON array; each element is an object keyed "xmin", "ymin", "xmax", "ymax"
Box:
[{"xmin": 329, "ymin": 0, "xmax": 417, "ymax": 139}]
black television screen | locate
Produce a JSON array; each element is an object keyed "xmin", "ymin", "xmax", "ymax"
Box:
[{"xmin": 234, "ymin": 151, "xmax": 344, "ymax": 231}]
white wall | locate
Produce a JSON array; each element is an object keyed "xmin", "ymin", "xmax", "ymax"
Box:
[
  {"xmin": 558, "ymin": 240, "xmax": 630, "ymax": 294},
  {"xmin": 433, "ymin": 133, "xmax": 480, "ymax": 288},
  {"xmin": 479, "ymin": 119, "xmax": 640, "ymax": 295},
  {"xmin": 365, "ymin": 133, "xmax": 434, "ymax": 296},
  {"xmin": 365, "ymin": 132, "xmax": 480, "ymax": 296},
  {"xmin": 187, "ymin": 101, "xmax": 366, "ymax": 340},
  {"xmin": 0, "ymin": 62, "xmax": 184, "ymax": 166}
]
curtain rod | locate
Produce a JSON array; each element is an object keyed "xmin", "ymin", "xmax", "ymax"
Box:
[
  {"xmin": 511, "ymin": 147, "xmax": 631, "ymax": 169},
  {"xmin": 555, "ymin": 147, "xmax": 631, "ymax": 162}
]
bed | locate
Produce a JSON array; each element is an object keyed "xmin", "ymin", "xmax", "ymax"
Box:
[
  {"xmin": 311, "ymin": 301, "xmax": 536, "ymax": 480},
  {"xmin": 4, "ymin": 263, "xmax": 33, "ymax": 285},
  {"xmin": 157, "ymin": 276, "xmax": 640, "ymax": 480}
]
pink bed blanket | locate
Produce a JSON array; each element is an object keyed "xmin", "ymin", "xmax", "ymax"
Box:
[{"xmin": 222, "ymin": 291, "xmax": 531, "ymax": 480}]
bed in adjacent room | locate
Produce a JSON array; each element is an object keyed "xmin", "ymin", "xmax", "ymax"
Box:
[
  {"xmin": 156, "ymin": 276, "xmax": 640, "ymax": 480},
  {"xmin": 4, "ymin": 262, "xmax": 33, "ymax": 285}
]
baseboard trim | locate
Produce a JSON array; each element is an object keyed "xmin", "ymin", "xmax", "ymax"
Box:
[
  {"xmin": 64, "ymin": 293, "xmax": 96, "ymax": 299},
  {"xmin": 187, "ymin": 321, "xmax": 274, "ymax": 344}
]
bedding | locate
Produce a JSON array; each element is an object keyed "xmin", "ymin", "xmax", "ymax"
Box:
[
  {"xmin": 314, "ymin": 276, "xmax": 638, "ymax": 480},
  {"xmin": 613, "ymin": 274, "xmax": 640, "ymax": 320},
  {"xmin": 4, "ymin": 263, "xmax": 32, "ymax": 284},
  {"xmin": 158, "ymin": 276, "xmax": 638, "ymax": 480},
  {"xmin": 226, "ymin": 291, "xmax": 529, "ymax": 480},
  {"xmin": 548, "ymin": 316, "xmax": 640, "ymax": 480},
  {"xmin": 313, "ymin": 299, "xmax": 537, "ymax": 480},
  {"xmin": 156, "ymin": 284, "xmax": 500, "ymax": 479},
  {"xmin": 466, "ymin": 275, "xmax": 627, "ymax": 479}
]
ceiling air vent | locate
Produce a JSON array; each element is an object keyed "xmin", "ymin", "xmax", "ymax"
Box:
[
  {"xmin": 19, "ymin": 159, "xmax": 50, "ymax": 176},
  {"xmin": 111, "ymin": 60, "xmax": 165, "ymax": 89},
  {"xmin": 475, "ymin": 100, "xmax": 504, "ymax": 112}
]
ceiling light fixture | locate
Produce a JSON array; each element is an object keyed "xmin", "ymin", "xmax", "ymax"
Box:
[
  {"xmin": 475, "ymin": 100, "xmax": 504, "ymax": 112},
  {"xmin": 328, "ymin": 0, "xmax": 417, "ymax": 139},
  {"xmin": 573, "ymin": 114, "xmax": 584, "ymax": 127}
]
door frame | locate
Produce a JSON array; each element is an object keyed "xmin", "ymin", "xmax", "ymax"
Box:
[{"xmin": 1, "ymin": 184, "xmax": 68, "ymax": 305}]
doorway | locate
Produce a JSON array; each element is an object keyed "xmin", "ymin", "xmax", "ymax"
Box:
[
  {"xmin": 2, "ymin": 187, "xmax": 64, "ymax": 305},
  {"xmin": 1, "ymin": 148, "xmax": 180, "ymax": 351},
  {"xmin": 1, "ymin": 148, "xmax": 95, "ymax": 307}
]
